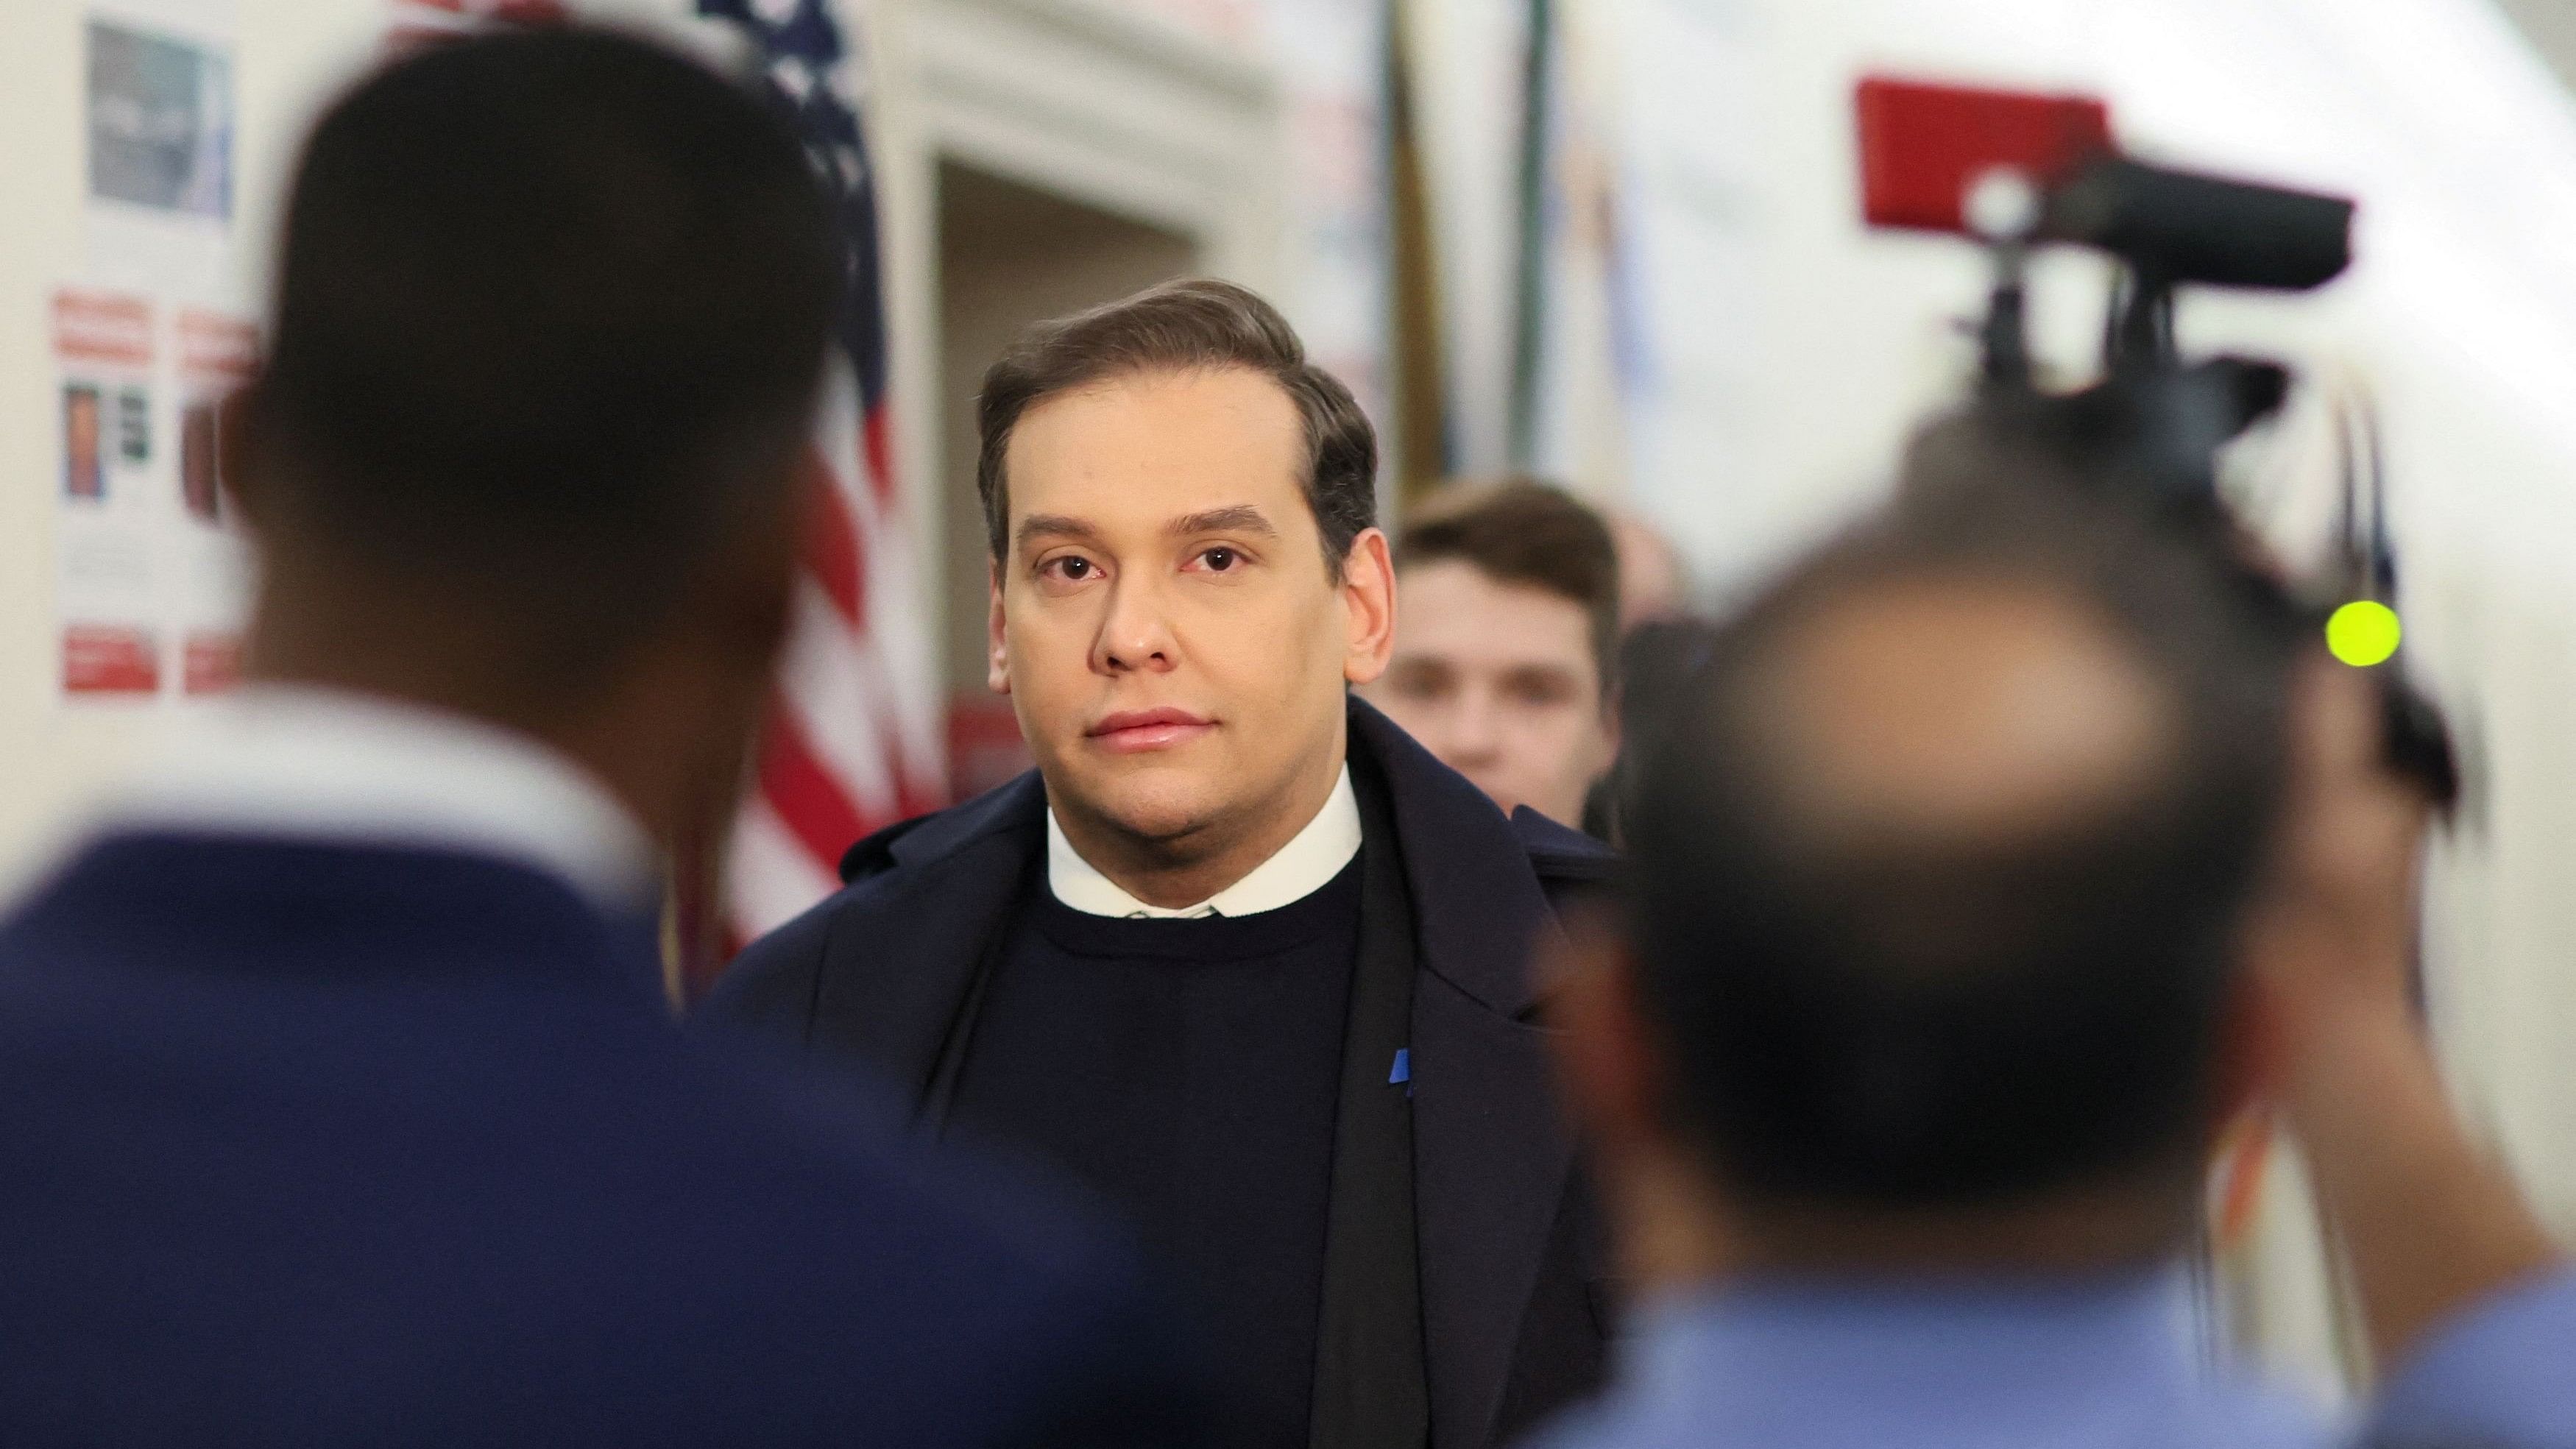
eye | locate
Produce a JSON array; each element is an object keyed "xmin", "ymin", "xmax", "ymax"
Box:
[
  {"xmin": 1199, "ymin": 547, "xmax": 1239, "ymax": 573},
  {"xmin": 1041, "ymin": 556, "xmax": 1098, "ymax": 583},
  {"xmin": 1507, "ymin": 674, "xmax": 1577, "ymax": 708},
  {"xmin": 1387, "ymin": 662, "xmax": 1451, "ymax": 700}
]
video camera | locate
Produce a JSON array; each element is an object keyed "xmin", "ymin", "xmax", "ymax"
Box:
[{"xmin": 1855, "ymin": 77, "xmax": 2458, "ymax": 809}]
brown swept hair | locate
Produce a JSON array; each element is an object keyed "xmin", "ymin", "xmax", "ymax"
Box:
[{"xmin": 974, "ymin": 278, "xmax": 1379, "ymax": 580}]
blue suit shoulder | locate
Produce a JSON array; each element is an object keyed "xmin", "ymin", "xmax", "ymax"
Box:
[{"xmin": 0, "ymin": 834, "xmax": 1208, "ymax": 1447}]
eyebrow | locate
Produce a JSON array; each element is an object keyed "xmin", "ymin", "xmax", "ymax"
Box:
[
  {"xmin": 1014, "ymin": 513, "xmax": 1105, "ymax": 552},
  {"xmin": 1014, "ymin": 505, "xmax": 1281, "ymax": 553},
  {"xmin": 1169, "ymin": 506, "xmax": 1278, "ymax": 539}
]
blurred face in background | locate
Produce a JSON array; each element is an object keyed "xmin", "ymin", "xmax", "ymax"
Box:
[
  {"xmin": 1369, "ymin": 557, "xmax": 1618, "ymax": 825},
  {"xmin": 988, "ymin": 366, "xmax": 1393, "ymax": 876}
]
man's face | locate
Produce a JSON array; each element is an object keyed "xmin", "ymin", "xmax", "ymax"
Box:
[
  {"xmin": 988, "ymin": 366, "xmax": 1390, "ymax": 854},
  {"xmin": 1364, "ymin": 559, "xmax": 1616, "ymax": 826}
]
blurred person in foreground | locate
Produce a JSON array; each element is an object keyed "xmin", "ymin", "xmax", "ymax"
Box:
[
  {"xmin": 0, "ymin": 31, "xmax": 1201, "ymax": 1448},
  {"xmin": 710, "ymin": 280, "xmax": 1617, "ymax": 1449},
  {"xmin": 1365, "ymin": 480, "xmax": 1622, "ymax": 829},
  {"xmin": 1535, "ymin": 456, "xmax": 2575, "ymax": 1448}
]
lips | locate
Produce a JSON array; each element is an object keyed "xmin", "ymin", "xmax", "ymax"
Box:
[{"xmin": 1086, "ymin": 707, "xmax": 1215, "ymax": 754}]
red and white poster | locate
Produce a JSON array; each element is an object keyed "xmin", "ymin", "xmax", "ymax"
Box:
[
  {"xmin": 57, "ymin": 4, "xmax": 255, "ymax": 708},
  {"xmin": 50, "ymin": 288, "xmax": 258, "ymax": 704},
  {"xmin": 53, "ymin": 287, "xmax": 164, "ymax": 698}
]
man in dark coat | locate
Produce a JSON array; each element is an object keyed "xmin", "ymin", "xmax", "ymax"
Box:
[
  {"xmin": 710, "ymin": 280, "xmax": 1617, "ymax": 1449},
  {"xmin": 0, "ymin": 32, "xmax": 1203, "ymax": 1447}
]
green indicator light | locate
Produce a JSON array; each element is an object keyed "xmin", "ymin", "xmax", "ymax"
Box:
[{"xmin": 2326, "ymin": 600, "xmax": 2402, "ymax": 667}]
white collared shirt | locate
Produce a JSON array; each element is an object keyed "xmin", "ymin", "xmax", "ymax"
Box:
[
  {"xmin": 1047, "ymin": 763, "xmax": 1362, "ymax": 918},
  {"xmin": 87, "ymin": 684, "xmax": 659, "ymax": 915}
]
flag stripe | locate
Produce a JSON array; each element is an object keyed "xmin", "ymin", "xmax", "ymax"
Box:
[
  {"xmin": 803, "ymin": 469, "xmax": 868, "ymax": 633},
  {"xmin": 757, "ymin": 699, "xmax": 874, "ymax": 878},
  {"xmin": 726, "ymin": 800, "xmax": 843, "ymax": 938},
  {"xmin": 778, "ymin": 581, "xmax": 902, "ymax": 816}
]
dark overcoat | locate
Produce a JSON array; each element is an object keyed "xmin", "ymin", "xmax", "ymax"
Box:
[{"xmin": 710, "ymin": 697, "xmax": 1619, "ymax": 1449}]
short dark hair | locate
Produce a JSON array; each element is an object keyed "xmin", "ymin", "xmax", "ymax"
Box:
[
  {"xmin": 1398, "ymin": 479, "xmax": 1622, "ymax": 695},
  {"xmin": 1629, "ymin": 443, "xmax": 2296, "ymax": 1208},
  {"xmin": 253, "ymin": 28, "xmax": 838, "ymax": 669},
  {"xmin": 975, "ymin": 279, "xmax": 1378, "ymax": 579}
]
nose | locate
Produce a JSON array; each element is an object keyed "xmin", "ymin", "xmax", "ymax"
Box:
[
  {"xmin": 1445, "ymin": 683, "xmax": 1504, "ymax": 765},
  {"xmin": 1093, "ymin": 573, "xmax": 1179, "ymax": 676}
]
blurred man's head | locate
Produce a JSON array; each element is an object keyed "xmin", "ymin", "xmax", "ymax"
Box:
[
  {"xmin": 224, "ymin": 29, "xmax": 837, "ymax": 847},
  {"xmin": 1366, "ymin": 480, "xmax": 1620, "ymax": 826},
  {"xmin": 1554, "ymin": 450, "xmax": 2303, "ymax": 1278},
  {"xmin": 977, "ymin": 280, "xmax": 1394, "ymax": 905}
]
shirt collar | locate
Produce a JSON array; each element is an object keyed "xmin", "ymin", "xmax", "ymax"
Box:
[
  {"xmin": 92, "ymin": 684, "xmax": 659, "ymax": 915},
  {"xmin": 1602, "ymin": 1264, "xmax": 2210, "ymax": 1445},
  {"xmin": 1047, "ymin": 762, "xmax": 1361, "ymax": 918}
]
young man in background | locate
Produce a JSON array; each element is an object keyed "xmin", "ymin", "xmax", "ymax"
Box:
[{"xmin": 1365, "ymin": 481, "xmax": 1624, "ymax": 831}]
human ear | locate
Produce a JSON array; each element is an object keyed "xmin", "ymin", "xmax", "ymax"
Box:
[
  {"xmin": 2208, "ymin": 966, "xmax": 2286, "ymax": 1133},
  {"xmin": 216, "ymin": 382, "xmax": 268, "ymax": 533},
  {"xmin": 986, "ymin": 556, "xmax": 1011, "ymax": 695},
  {"xmin": 1340, "ymin": 527, "xmax": 1397, "ymax": 687}
]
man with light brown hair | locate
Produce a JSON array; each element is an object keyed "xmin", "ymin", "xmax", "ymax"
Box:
[
  {"xmin": 1367, "ymin": 480, "xmax": 1623, "ymax": 829},
  {"xmin": 712, "ymin": 280, "xmax": 1617, "ymax": 1449}
]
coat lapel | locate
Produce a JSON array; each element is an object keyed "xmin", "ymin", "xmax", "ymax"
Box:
[
  {"xmin": 807, "ymin": 773, "xmax": 1046, "ymax": 1108},
  {"xmin": 1351, "ymin": 700, "xmax": 1577, "ymax": 1449}
]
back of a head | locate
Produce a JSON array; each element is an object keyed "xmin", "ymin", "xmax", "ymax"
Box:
[
  {"xmin": 1629, "ymin": 446, "xmax": 2297, "ymax": 1213},
  {"xmin": 252, "ymin": 28, "xmax": 838, "ymax": 672},
  {"xmin": 1399, "ymin": 478, "xmax": 1623, "ymax": 694}
]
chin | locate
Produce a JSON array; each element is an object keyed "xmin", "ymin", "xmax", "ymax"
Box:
[{"xmin": 1064, "ymin": 768, "xmax": 1225, "ymax": 846}]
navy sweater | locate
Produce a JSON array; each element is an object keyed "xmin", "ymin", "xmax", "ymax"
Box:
[{"xmin": 950, "ymin": 857, "xmax": 1363, "ymax": 1449}]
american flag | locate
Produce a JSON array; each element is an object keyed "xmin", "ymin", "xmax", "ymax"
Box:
[{"xmin": 698, "ymin": 0, "xmax": 947, "ymax": 974}]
